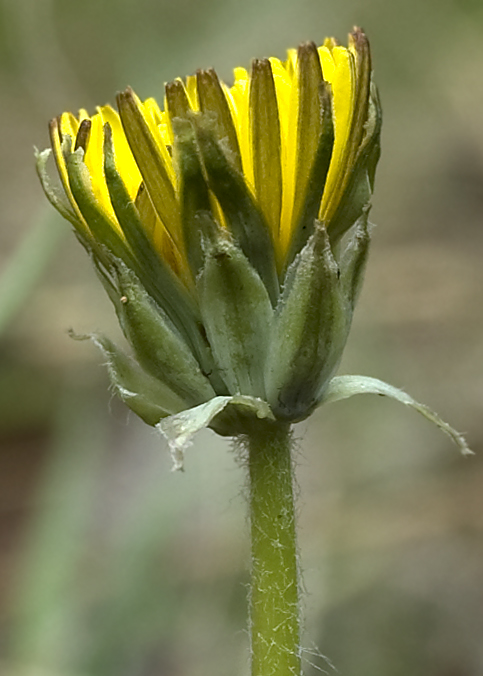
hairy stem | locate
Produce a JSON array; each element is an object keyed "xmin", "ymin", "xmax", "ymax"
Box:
[{"xmin": 246, "ymin": 422, "xmax": 301, "ymax": 676}]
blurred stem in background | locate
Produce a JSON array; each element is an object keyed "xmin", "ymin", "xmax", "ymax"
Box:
[
  {"xmin": 246, "ymin": 423, "xmax": 300, "ymax": 676},
  {"xmin": 0, "ymin": 207, "xmax": 66, "ymax": 337},
  {"xmin": 9, "ymin": 379, "xmax": 108, "ymax": 673}
]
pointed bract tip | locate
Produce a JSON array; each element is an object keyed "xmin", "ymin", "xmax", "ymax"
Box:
[
  {"xmin": 165, "ymin": 79, "xmax": 184, "ymax": 95},
  {"xmin": 116, "ymin": 86, "xmax": 136, "ymax": 108},
  {"xmin": 74, "ymin": 118, "xmax": 92, "ymax": 152},
  {"xmin": 297, "ymin": 40, "xmax": 318, "ymax": 56},
  {"xmin": 49, "ymin": 116, "xmax": 61, "ymax": 141},
  {"xmin": 349, "ymin": 27, "xmax": 370, "ymax": 53},
  {"xmin": 250, "ymin": 57, "xmax": 273, "ymax": 78}
]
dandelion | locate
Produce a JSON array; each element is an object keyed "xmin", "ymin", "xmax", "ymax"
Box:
[{"xmin": 37, "ymin": 27, "xmax": 470, "ymax": 676}]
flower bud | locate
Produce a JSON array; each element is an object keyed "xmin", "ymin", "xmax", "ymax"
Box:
[{"xmin": 38, "ymin": 28, "xmax": 384, "ymax": 433}]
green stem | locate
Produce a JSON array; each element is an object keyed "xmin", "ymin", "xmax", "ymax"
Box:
[{"xmin": 246, "ymin": 422, "xmax": 301, "ymax": 676}]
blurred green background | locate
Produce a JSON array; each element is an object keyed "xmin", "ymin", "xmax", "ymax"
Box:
[{"xmin": 1, "ymin": 0, "xmax": 482, "ymax": 674}]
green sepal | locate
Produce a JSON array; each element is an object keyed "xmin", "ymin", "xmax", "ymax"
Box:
[
  {"xmin": 290, "ymin": 43, "xmax": 325, "ymax": 230},
  {"xmin": 284, "ymin": 81, "xmax": 334, "ymax": 269},
  {"xmin": 102, "ymin": 123, "xmax": 213, "ymax": 364},
  {"xmin": 48, "ymin": 125, "xmax": 103, "ymax": 251},
  {"xmin": 114, "ymin": 263, "xmax": 217, "ymax": 406},
  {"xmin": 134, "ymin": 183, "xmax": 157, "ymax": 240},
  {"xmin": 116, "ymin": 88, "xmax": 182, "ymax": 250},
  {"xmin": 103, "ymin": 122, "xmax": 190, "ymax": 302},
  {"xmin": 327, "ymin": 83, "xmax": 382, "ymax": 244},
  {"xmin": 198, "ymin": 232, "xmax": 273, "ymax": 398},
  {"xmin": 265, "ymin": 222, "xmax": 351, "ymax": 421},
  {"xmin": 171, "ymin": 117, "xmax": 213, "ymax": 278},
  {"xmin": 193, "ymin": 117, "xmax": 279, "ymax": 304},
  {"xmin": 320, "ymin": 375, "xmax": 473, "ymax": 456},
  {"xmin": 346, "ymin": 28, "xmax": 373, "ymax": 169},
  {"xmin": 58, "ymin": 128, "xmax": 73, "ymax": 167},
  {"xmin": 65, "ymin": 146, "xmax": 136, "ymax": 269},
  {"xmin": 196, "ymin": 68, "xmax": 242, "ymax": 171},
  {"xmin": 157, "ymin": 395, "xmax": 275, "ymax": 470},
  {"xmin": 89, "ymin": 247, "xmax": 124, "ymax": 311},
  {"xmin": 165, "ymin": 79, "xmax": 191, "ymax": 120},
  {"xmin": 71, "ymin": 331, "xmax": 187, "ymax": 425},
  {"xmin": 35, "ymin": 147, "xmax": 81, "ymax": 227},
  {"xmin": 339, "ymin": 207, "xmax": 371, "ymax": 311},
  {"xmin": 364, "ymin": 84, "xmax": 383, "ymax": 192},
  {"xmin": 74, "ymin": 118, "xmax": 91, "ymax": 152},
  {"xmin": 165, "ymin": 82, "xmax": 214, "ymax": 278},
  {"xmin": 249, "ymin": 59, "xmax": 282, "ymax": 241}
]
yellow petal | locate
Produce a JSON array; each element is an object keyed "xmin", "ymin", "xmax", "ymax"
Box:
[
  {"xmin": 185, "ymin": 75, "xmax": 199, "ymax": 111},
  {"xmin": 319, "ymin": 46, "xmax": 355, "ymax": 221},
  {"xmin": 82, "ymin": 111, "xmax": 116, "ymax": 220},
  {"xmin": 97, "ymin": 105, "xmax": 142, "ymax": 200},
  {"xmin": 59, "ymin": 112, "xmax": 80, "ymax": 144},
  {"xmin": 117, "ymin": 88, "xmax": 182, "ymax": 251},
  {"xmin": 278, "ymin": 54, "xmax": 299, "ymax": 253},
  {"xmin": 228, "ymin": 67, "xmax": 252, "ymax": 188},
  {"xmin": 49, "ymin": 116, "xmax": 89, "ymax": 235}
]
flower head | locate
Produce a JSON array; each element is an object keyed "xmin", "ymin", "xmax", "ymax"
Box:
[{"xmin": 38, "ymin": 27, "xmax": 381, "ymax": 433}]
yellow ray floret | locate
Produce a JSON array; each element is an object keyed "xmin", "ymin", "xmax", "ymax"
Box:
[{"xmin": 49, "ymin": 27, "xmax": 376, "ymax": 279}]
